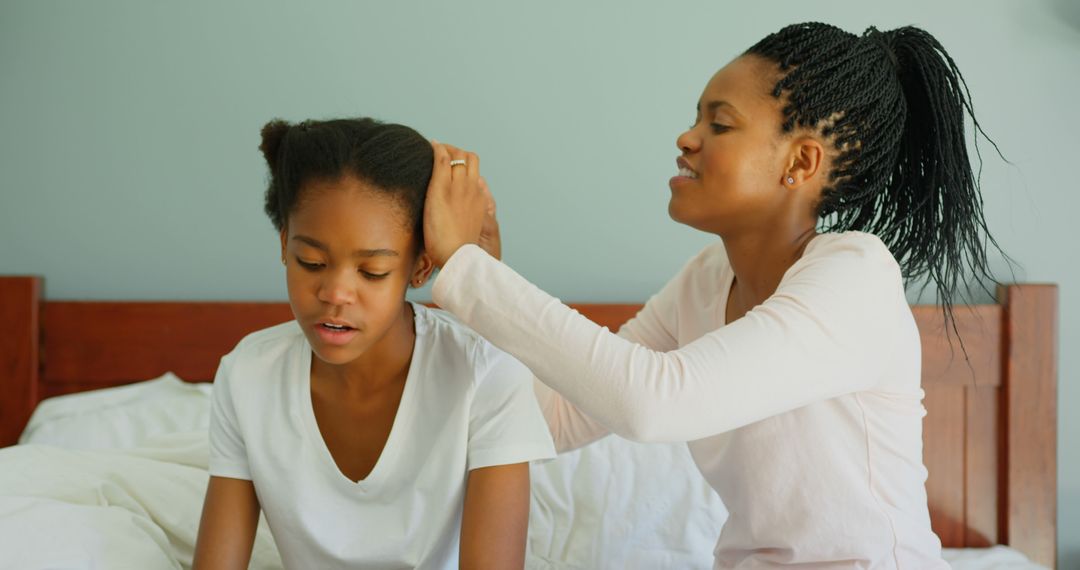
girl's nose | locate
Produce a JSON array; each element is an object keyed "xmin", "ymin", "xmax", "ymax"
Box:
[{"xmin": 318, "ymin": 272, "xmax": 357, "ymax": 306}]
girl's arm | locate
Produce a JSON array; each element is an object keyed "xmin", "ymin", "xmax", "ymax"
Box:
[
  {"xmin": 459, "ymin": 463, "xmax": 531, "ymax": 569},
  {"xmin": 192, "ymin": 476, "xmax": 260, "ymax": 570}
]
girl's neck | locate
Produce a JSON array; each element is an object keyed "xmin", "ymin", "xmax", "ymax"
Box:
[{"xmin": 313, "ymin": 303, "xmax": 417, "ymax": 396}]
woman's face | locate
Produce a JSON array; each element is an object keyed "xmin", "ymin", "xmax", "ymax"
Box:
[
  {"xmin": 668, "ymin": 55, "xmax": 795, "ymax": 236},
  {"xmin": 281, "ymin": 175, "xmax": 430, "ymax": 366}
]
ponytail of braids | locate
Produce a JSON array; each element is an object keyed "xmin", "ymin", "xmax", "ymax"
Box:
[{"xmin": 746, "ymin": 23, "xmax": 1010, "ymax": 338}]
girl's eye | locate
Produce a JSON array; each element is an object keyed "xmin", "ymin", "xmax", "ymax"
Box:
[
  {"xmin": 361, "ymin": 270, "xmax": 390, "ymax": 280},
  {"xmin": 296, "ymin": 258, "xmax": 324, "ymax": 270},
  {"xmin": 710, "ymin": 123, "xmax": 730, "ymax": 134}
]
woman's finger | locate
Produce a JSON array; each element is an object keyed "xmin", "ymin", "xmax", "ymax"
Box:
[
  {"xmin": 466, "ymin": 151, "xmax": 480, "ymax": 196},
  {"xmin": 479, "ymin": 176, "xmax": 496, "ymax": 217},
  {"xmin": 447, "ymin": 145, "xmax": 469, "ymax": 197},
  {"xmin": 429, "ymin": 141, "xmax": 451, "ymax": 195}
]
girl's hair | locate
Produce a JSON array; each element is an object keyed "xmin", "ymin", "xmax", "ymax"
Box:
[
  {"xmin": 745, "ymin": 23, "xmax": 1008, "ymax": 329},
  {"xmin": 259, "ymin": 117, "xmax": 433, "ymax": 244}
]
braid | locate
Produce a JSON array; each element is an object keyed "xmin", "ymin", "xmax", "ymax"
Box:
[{"xmin": 746, "ymin": 23, "xmax": 1009, "ymax": 337}]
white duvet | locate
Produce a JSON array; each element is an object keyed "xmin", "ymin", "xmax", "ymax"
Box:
[
  {"xmin": 0, "ymin": 433, "xmax": 281, "ymax": 570},
  {"xmin": 0, "ymin": 376, "xmax": 1051, "ymax": 569}
]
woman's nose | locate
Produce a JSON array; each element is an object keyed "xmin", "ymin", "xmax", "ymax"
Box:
[{"xmin": 676, "ymin": 127, "xmax": 699, "ymax": 154}]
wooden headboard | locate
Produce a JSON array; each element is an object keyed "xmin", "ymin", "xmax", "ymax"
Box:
[{"xmin": 0, "ymin": 276, "xmax": 1058, "ymax": 566}]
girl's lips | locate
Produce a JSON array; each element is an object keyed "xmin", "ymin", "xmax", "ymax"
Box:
[{"xmin": 313, "ymin": 323, "xmax": 359, "ymax": 346}]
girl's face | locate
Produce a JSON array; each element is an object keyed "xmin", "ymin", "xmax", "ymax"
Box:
[
  {"xmin": 668, "ymin": 56, "xmax": 796, "ymax": 236},
  {"xmin": 280, "ymin": 175, "xmax": 432, "ymax": 366}
]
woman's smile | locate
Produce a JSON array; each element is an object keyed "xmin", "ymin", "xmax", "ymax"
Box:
[{"xmin": 669, "ymin": 157, "xmax": 699, "ymax": 191}]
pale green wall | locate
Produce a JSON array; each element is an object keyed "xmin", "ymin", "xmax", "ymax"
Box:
[{"xmin": 1, "ymin": 0, "xmax": 1076, "ymax": 563}]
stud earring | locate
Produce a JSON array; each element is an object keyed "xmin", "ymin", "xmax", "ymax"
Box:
[{"xmin": 786, "ymin": 176, "xmax": 795, "ymax": 185}]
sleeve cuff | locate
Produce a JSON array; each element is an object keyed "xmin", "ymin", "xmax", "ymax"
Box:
[
  {"xmin": 467, "ymin": 441, "xmax": 558, "ymax": 471},
  {"xmin": 208, "ymin": 459, "xmax": 252, "ymax": 481}
]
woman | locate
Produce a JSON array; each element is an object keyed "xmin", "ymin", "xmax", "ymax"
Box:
[{"xmin": 423, "ymin": 23, "xmax": 1004, "ymax": 568}]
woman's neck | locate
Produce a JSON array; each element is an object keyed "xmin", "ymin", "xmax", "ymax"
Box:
[{"xmin": 721, "ymin": 225, "xmax": 818, "ymax": 312}]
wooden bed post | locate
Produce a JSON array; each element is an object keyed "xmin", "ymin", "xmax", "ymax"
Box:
[
  {"xmin": 0, "ymin": 276, "xmax": 42, "ymax": 448},
  {"xmin": 1000, "ymin": 284, "xmax": 1058, "ymax": 568}
]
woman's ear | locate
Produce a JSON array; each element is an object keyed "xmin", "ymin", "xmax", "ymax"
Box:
[
  {"xmin": 410, "ymin": 251, "xmax": 436, "ymax": 288},
  {"xmin": 782, "ymin": 136, "xmax": 826, "ymax": 189}
]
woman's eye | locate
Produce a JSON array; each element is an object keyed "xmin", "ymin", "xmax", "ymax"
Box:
[
  {"xmin": 710, "ymin": 123, "xmax": 730, "ymax": 134},
  {"xmin": 361, "ymin": 270, "xmax": 390, "ymax": 280},
  {"xmin": 296, "ymin": 258, "xmax": 324, "ymax": 270}
]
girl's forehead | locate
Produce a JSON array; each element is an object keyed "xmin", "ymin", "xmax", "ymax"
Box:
[
  {"xmin": 299, "ymin": 175, "xmax": 386, "ymax": 202},
  {"xmin": 294, "ymin": 178, "xmax": 404, "ymax": 218},
  {"xmin": 289, "ymin": 184, "xmax": 413, "ymax": 246}
]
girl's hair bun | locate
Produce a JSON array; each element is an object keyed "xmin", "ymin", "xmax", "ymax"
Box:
[{"xmin": 259, "ymin": 119, "xmax": 291, "ymax": 173}]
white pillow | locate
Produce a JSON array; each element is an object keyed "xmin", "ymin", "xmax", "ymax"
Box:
[{"xmin": 18, "ymin": 372, "xmax": 213, "ymax": 450}]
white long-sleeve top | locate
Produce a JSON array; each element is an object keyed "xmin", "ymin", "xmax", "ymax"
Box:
[{"xmin": 432, "ymin": 231, "xmax": 947, "ymax": 569}]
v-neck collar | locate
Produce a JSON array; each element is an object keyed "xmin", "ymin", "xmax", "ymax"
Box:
[{"xmin": 298, "ymin": 303, "xmax": 424, "ymax": 490}]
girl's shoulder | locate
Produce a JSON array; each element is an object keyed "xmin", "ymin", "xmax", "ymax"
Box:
[
  {"xmin": 412, "ymin": 304, "xmax": 527, "ymax": 387},
  {"xmin": 231, "ymin": 320, "xmax": 305, "ymax": 357},
  {"xmin": 219, "ymin": 321, "xmax": 306, "ymax": 385},
  {"xmin": 414, "ymin": 304, "xmax": 491, "ymax": 363}
]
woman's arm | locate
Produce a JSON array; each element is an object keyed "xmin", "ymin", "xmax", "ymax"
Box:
[
  {"xmin": 535, "ymin": 284, "xmax": 684, "ymax": 452},
  {"xmin": 422, "ymin": 143, "xmax": 902, "ymax": 443},
  {"xmin": 459, "ymin": 463, "xmax": 531, "ymax": 569},
  {"xmin": 192, "ymin": 476, "xmax": 260, "ymax": 570},
  {"xmin": 434, "ymin": 239, "xmax": 905, "ymax": 443}
]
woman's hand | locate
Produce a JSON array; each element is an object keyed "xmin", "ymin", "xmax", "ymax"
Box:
[
  {"xmin": 476, "ymin": 176, "xmax": 501, "ymax": 261},
  {"xmin": 424, "ymin": 142, "xmax": 497, "ymax": 268}
]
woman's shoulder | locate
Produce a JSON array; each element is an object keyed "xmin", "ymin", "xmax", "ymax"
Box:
[
  {"xmin": 690, "ymin": 240, "xmax": 731, "ymax": 270},
  {"xmin": 805, "ymin": 231, "xmax": 895, "ymax": 259},
  {"xmin": 685, "ymin": 232, "xmax": 896, "ymax": 274},
  {"xmin": 781, "ymin": 231, "xmax": 907, "ymax": 309},
  {"xmin": 666, "ymin": 240, "xmax": 732, "ymax": 288}
]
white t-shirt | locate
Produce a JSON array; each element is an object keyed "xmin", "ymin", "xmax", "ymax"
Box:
[
  {"xmin": 433, "ymin": 232, "xmax": 947, "ymax": 569},
  {"xmin": 208, "ymin": 303, "xmax": 556, "ymax": 569}
]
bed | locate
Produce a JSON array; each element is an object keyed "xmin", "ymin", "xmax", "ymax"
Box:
[{"xmin": 0, "ymin": 275, "xmax": 1059, "ymax": 568}]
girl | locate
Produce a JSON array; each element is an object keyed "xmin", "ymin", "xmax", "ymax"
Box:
[
  {"xmin": 193, "ymin": 118, "xmax": 555, "ymax": 569},
  {"xmin": 423, "ymin": 24, "xmax": 1004, "ymax": 568}
]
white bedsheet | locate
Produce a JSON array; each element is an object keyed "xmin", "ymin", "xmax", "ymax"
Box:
[{"xmin": 0, "ymin": 379, "xmax": 1052, "ymax": 569}]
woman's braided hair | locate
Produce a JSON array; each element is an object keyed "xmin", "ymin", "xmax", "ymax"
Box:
[{"xmin": 746, "ymin": 23, "xmax": 1008, "ymax": 331}]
